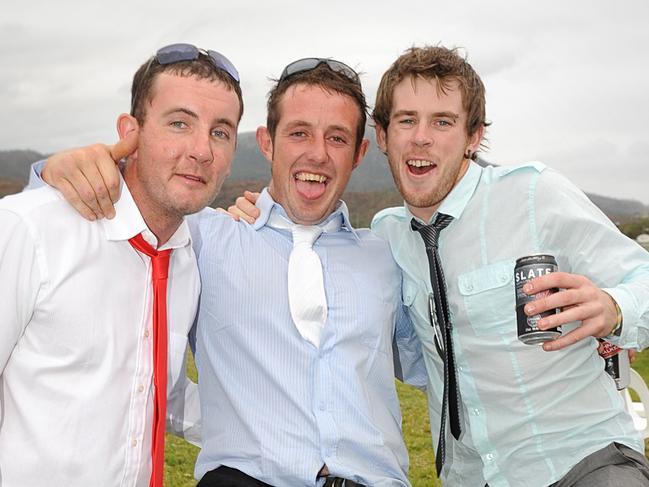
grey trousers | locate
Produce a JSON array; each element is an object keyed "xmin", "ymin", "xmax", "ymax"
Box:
[{"xmin": 551, "ymin": 442, "xmax": 649, "ymax": 487}]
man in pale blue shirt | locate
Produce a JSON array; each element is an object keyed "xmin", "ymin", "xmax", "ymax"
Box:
[
  {"xmin": 370, "ymin": 46, "xmax": 649, "ymax": 487},
  {"xmin": 31, "ymin": 59, "xmax": 424, "ymax": 486}
]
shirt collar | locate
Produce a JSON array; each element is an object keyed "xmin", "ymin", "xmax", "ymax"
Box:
[
  {"xmin": 99, "ymin": 174, "xmax": 191, "ymax": 250},
  {"xmin": 253, "ymin": 187, "xmax": 360, "ymax": 240},
  {"xmin": 406, "ymin": 161, "xmax": 483, "ymax": 224}
]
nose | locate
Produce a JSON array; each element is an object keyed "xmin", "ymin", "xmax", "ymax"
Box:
[
  {"xmin": 304, "ymin": 134, "xmax": 328, "ymax": 164},
  {"xmin": 188, "ymin": 132, "xmax": 214, "ymax": 165},
  {"xmin": 412, "ymin": 123, "xmax": 433, "ymax": 147}
]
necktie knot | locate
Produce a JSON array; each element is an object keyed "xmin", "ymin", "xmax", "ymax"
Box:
[
  {"xmin": 291, "ymin": 225, "xmax": 324, "ymax": 248},
  {"xmin": 411, "ymin": 213, "xmax": 454, "ymax": 249},
  {"xmin": 129, "ymin": 233, "xmax": 171, "ymax": 280}
]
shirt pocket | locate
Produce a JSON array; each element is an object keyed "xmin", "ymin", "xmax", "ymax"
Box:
[{"xmin": 457, "ymin": 259, "xmax": 516, "ymax": 336}]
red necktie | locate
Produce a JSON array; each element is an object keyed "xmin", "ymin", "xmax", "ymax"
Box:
[{"xmin": 129, "ymin": 233, "xmax": 172, "ymax": 487}]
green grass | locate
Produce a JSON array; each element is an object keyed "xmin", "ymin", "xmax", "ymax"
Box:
[{"xmin": 164, "ymin": 351, "xmax": 649, "ymax": 486}]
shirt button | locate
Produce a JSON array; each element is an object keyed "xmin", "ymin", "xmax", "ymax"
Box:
[
  {"xmin": 500, "ymin": 274, "xmax": 508, "ymax": 283},
  {"xmin": 137, "ymin": 384, "xmax": 145, "ymax": 393},
  {"xmin": 131, "ymin": 438, "xmax": 138, "ymax": 447},
  {"xmin": 486, "ymin": 453, "xmax": 495, "ymax": 462},
  {"xmin": 319, "ymin": 403, "xmax": 326, "ymax": 411},
  {"xmin": 473, "ymin": 408, "xmax": 480, "ymax": 416},
  {"xmin": 466, "ymin": 283, "xmax": 474, "ymax": 291},
  {"xmin": 144, "ymin": 329, "xmax": 150, "ymax": 338}
]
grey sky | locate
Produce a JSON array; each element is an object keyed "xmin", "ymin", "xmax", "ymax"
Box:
[{"xmin": 2, "ymin": 0, "xmax": 648, "ymax": 203}]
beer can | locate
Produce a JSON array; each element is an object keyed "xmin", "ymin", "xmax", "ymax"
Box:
[
  {"xmin": 515, "ymin": 254, "xmax": 561, "ymax": 345},
  {"xmin": 598, "ymin": 340, "xmax": 630, "ymax": 390}
]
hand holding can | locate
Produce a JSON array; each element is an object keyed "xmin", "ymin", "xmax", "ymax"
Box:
[{"xmin": 515, "ymin": 254, "xmax": 562, "ymax": 345}]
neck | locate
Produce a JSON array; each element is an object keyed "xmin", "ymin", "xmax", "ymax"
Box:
[
  {"xmin": 408, "ymin": 203, "xmax": 439, "ymax": 223},
  {"xmin": 123, "ymin": 169, "xmax": 182, "ymax": 247}
]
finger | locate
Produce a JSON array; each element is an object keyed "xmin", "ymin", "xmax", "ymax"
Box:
[
  {"xmin": 226, "ymin": 203, "xmax": 255, "ymax": 224},
  {"xmin": 542, "ymin": 325, "xmax": 596, "ymax": 351},
  {"xmin": 629, "ymin": 350, "xmax": 637, "ymax": 364},
  {"xmin": 236, "ymin": 194, "xmax": 261, "ymax": 219},
  {"xmin": 56, "ymin": 178, "xmax": 100, "ymax": 221},
  {"xmin": 80, "ymin": 163, "xmax": 116, "ymax": 219},
  {"xmin": 244, "ymin": 190, "xmax": 261, "ymax": 205},
  {"xmin": 216, "ymin": 207, "xmax": 240, "ymax": 221},
  {"xmin": 535, "ymin": 302, "xmax": 599, "ymax": 330},
  {"xmin": 524, "ymin": 288, "xmax": 585, "ymax": 316},
  {"xmin": 524, "ymin": 272, "xmax": 584, "ymax": 294},
  {"xmin": 109, "ymin": 129, "xmax": 139, "ymax": 162},
  {"xmin": 63, "ymin": 161, "xmax": 111, "ymax": 219},
  {"xmin": 96, "ymin": 150, "xmax": 122, "ymax": 207}
]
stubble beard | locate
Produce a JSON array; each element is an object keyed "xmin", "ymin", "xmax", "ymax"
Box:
[{"xmin": 388, "ymin": 154, "xmax": 466, "ymax": 214}]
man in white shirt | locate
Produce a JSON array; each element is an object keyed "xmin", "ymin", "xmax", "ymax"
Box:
[{"xmin": 0, "ymin": 43, "xmax": 243, "ymax": 487}]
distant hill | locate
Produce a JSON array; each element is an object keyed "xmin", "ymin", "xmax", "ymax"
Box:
[{"xmin": 2, "ymin": 132, "xmax": 648, "ymax": 222}]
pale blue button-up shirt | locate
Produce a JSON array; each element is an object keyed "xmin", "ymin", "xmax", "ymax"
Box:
[
  {"xmin": 372, "ymin": 161, "xmax": 649, "ymax": 487},
  {"xmin": 192, "ymin": 189, "xmax": 423, "ymax": 487}
]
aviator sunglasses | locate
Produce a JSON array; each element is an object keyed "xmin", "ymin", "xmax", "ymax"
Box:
[
  {"xmin": 279, "ymin": 57, "xmax": 360, "ymax": 85},
  {"xmin": 131, "ymin": 43, "xmax": 240, "ymax": 114}
]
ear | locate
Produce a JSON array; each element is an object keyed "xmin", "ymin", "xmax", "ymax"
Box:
[
  {"xmin": 115, "ymin": 114, "xmax": 139, "ymax": 161},
  {"xmin": 352, "ymin": 138, "xmax": 370, "ymax": 170},
  {"xmin": 375, "ymin": 124, "xmax": 388, "ymax": 154},
  {"xmin": 256, "ymin": 126, "xmax": 274, "ymax": 163},
  {"xmin": 117, "ymin": 113, "xmax": 139, "ymax": 139},
  {"xmin": 467, "ymin": 125, "xmax": 485, "ymax": 153}
]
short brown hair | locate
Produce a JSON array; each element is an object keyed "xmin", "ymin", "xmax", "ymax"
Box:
[
  {"xmin": 373, "ymin": 46, "xmax": 488, "ymax": 157},
  {"xmin": 266, "ymin": 62, "xmax": 368, "ymax": 155},
  {"xmin": 130, "ymin": 55, "xmax": 244, "ymax": 125}
]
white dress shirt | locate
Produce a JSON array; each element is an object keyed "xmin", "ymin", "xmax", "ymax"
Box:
[{"xmin": 0, "ymin": 178, "xmax": 201, "ymax": 487}]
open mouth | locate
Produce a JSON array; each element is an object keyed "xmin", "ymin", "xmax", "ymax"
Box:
[
  {"xmin": 294, "ymin": 171, "xmax": 329, "ymax": 200},
  {"xmin": 406, "ymin": 159, "xmax": 436, "ymax": 176}
]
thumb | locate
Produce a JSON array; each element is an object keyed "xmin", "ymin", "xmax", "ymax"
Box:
[{"xmin": 110, "ymin": 127, "xmax": 139, "ymax": 162}]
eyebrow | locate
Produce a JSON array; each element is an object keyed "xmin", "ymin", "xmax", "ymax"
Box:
[
  {"xmin": 164, "ymin": 107, "xmax": 236, "ymax": 130},
  {"xmin": 392, "ymin": 109, "xmax": 460, "ymax": 121},
  {"xmin": 284, "ymin": 120, "xmax": 354, "ymax": 137}
]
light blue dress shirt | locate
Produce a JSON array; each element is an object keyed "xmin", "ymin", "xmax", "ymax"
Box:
[
  {"xmin": 191, "ymin": 189, "xmax": 421, "ymax": 487},
  {"xmin": 372, "ymin": 161, "xmax": 649, "ymax": 487}
]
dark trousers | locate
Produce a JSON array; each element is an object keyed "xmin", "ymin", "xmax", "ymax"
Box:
[
  {"xmin": 197, "ymin": 466, "xmax": 274, "ymax": 487},
  {"xmin": 197, "ymin": 465, "xmax": 365, "ymax": 487}
]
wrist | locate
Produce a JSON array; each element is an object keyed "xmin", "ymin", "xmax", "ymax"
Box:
[{"xmin": 607, "ymin": 294, "xmax": 623, "ymax": 337}]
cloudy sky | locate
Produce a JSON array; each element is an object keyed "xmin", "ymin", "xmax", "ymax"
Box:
[{"xmin": 3, "ymin": 0, "xmax": 648, "ymax": 203}]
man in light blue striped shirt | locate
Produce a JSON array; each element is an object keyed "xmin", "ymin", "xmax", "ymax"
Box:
[
  {"xmin": 189, "ymin": 59, "xmax": 422, "ymax": 487},
  {"xmin": 370, "ymin": 46, "xmax": 649, "ymax": 487}
]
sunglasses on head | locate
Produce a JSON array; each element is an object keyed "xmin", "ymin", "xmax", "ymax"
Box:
[
  {"xmin": 279, "ymin": 57, "xmax": 360, "ymax": 85},
  {"xmin": 131, "ymin": 43, "xmax": 240, "ymax": 116},
  {"xmin": 153, "ymin": 43, "xmax": 240, "ymax": 83}
]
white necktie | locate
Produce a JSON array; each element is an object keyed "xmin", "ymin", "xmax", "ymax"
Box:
[{"xmin": 268, "ymin": 213, "xmax": 341, "ymax": 347}]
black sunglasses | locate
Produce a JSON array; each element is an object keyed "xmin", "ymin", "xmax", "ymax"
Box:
[{"xmin": 279, "ymin": 57, "xmax": 360, "ymax": 85}]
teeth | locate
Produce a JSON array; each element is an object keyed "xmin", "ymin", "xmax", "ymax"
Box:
[
  {"xmin": 407, "ymin": 159, "xmax": 434, "ymax": 168},
  {"xmin": 296, "ymin": 172, "xmax": 327, "ymax": 183}
]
